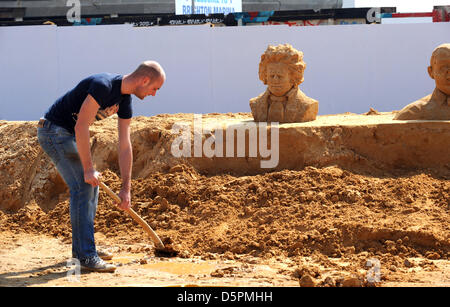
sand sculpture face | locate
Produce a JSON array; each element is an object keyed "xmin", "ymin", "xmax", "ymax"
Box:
[
  {"xmin": 428, "ymin": 46, "xmax": 450, "ymax": 96},
  {"xmin": 266, "ymin": 62, "xmax": 295, "ymax": 97},
  {"xmin": 249, "ymin": 44, "xmax": 318, "ymax": 123},
  {"xmin": 394, "ymin": 43, "xmax": 450, "ymax": 120}
]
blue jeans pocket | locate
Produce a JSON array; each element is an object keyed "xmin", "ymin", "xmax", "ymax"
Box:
[
  {"xmin": 55, "ymin": 126, "xmax": 72, "ymax": 136},
  {"xmin": 54, "ymin": 126, "xmax": 74, "ymax": 142},
  {"xmin": 37, "ymin": 127, "xmax": 59, "ymax": 163},
  {"xmin": 54, "ymin": 127, "xmax": 78, "ymax": 159},
  {"xmin": 54, "ymin": 133, "xmax": 79, "ymax": 162}
]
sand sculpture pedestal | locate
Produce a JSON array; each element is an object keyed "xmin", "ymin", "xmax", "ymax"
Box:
[{"xmin": 179, "ymin": 113, "xmax": 450, "ymax": 175}]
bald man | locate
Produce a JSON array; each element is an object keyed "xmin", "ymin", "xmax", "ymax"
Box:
[
  {"xmin": 394, "ymin": 43, "xmax": 450, "ymax": 120},
  {"xmin": 37, "ymin": 61, "xmax": 165, "ymax": 272}
]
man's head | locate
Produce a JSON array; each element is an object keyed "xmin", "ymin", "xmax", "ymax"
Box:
[
  {"xmin": 130, "ymin": 61, "xmax": 166, "ymax": 100},
  {"xmin": 428, "ymin": 43, "xmax": 450, "ymax": 96},
  {"xmin": 259, "ymin": 44, "xmax": 306, "ymax": 97}
]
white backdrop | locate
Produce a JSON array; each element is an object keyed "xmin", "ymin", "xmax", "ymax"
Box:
[{"xmin": 0, "ymin": 22, "xmax": 449, "ymax": 120}]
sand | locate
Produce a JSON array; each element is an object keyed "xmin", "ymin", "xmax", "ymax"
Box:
[{"xmin": 0, "ymin": 112, "xmax": 449, "ymax": 287}]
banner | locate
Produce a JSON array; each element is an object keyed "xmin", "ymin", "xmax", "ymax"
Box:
[{"xmin": 175, "ymin": 0, "xmax": 242, "ymax": 15}]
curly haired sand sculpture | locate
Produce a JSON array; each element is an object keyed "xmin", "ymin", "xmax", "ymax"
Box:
[{"xmin": 249, "ymin": 44, "xmax": 318, "ymax": 123}]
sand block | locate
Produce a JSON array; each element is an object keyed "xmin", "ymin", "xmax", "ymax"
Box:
[{"xmin": 180, "ymin": 113, "xmax": 450, "ymax": 175}]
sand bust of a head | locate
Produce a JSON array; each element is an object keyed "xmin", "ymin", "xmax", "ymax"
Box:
[
  {"xmin": 394, "ymin": 43, "xmax": 450, "ymax": 120},
  {"xmin": 250, "ymin": 44, "xmax": 318, "ymax": 123},
  {"xmin": 428, "ymin": 43, "xmax": 450, "ymax": 96}
]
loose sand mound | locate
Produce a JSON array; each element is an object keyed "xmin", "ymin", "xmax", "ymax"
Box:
[{"xmin": 0, "ymin": 113, "xmax": 449, "ymax": 286}]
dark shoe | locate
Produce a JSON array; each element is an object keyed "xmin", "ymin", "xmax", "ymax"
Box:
[
  {"xmin": 97, "ymin": 249, "xmax": 113, "ymax": 261},
  {"xmin": 80, "ymin": 256, "xmax": 116, "ymax": 273}
]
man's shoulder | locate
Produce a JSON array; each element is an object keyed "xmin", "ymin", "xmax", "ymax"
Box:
[
  {"xmin": 85, "ymin": 73, "xmax": 123, "ymax": 100},
  {"xmin": 88, "ymin": 73, "xmax": 120, "ymax": 87}
]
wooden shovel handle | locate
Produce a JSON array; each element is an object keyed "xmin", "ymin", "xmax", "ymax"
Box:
[{"xmin": 99, "ymin": 182, "xmax": 165, "ymax": 250}]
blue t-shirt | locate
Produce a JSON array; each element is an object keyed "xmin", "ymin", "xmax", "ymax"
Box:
[{"xmin": 44, "ymin": 73, "xmax": 132, "ymax": 133}]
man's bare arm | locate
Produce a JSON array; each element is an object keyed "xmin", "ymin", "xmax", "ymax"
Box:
[
  {"xmin": 75, "ymin": 94, "xmax": 100, "ymax": 186},
  {"xmin": 117, "ymin": 117, "xmax": 132, "ymax": 210}
]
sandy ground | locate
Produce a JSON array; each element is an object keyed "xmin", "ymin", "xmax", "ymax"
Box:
[
  {"xmin": 0, "ymin": 230, "xmax": 448, "ymax": 287},
  {"xmin": 0, "ymin": 231, "xmax": 299, "ymax": 287},
  {"xmin": 0, "ymin": 113, "xmax": 449, "ymax": 287}
]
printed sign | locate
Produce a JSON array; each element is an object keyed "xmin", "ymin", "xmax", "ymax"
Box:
[{"xmin": 175, "ymin": 0, "xmax": 242, "ymax": 15}]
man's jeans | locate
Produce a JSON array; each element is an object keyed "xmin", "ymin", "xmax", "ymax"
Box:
[{"xmin": 37, "ymin": 120, "xmax": 98, "ymax": 261}]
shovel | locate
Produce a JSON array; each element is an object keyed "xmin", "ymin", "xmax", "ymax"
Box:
[{"xmin": 99, "ymin": 181, "xmax": 166, "ymax": 250}]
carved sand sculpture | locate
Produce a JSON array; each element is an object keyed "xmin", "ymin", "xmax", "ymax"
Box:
[
  {"xmin": 394, "ymin": 43, "xmax": 450, "ymax": 120},
  {"xmin": 249, "ymin": 44, "xmax": 318, "ymax": 123}
]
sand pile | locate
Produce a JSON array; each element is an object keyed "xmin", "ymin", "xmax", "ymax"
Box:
[
  {"xmin": 0, "ymin": 113, "xmax": 449, "ymax": 267},
  {"xmin": 2, "ymin": 164, "xmax": 449, "ymax": 260}
]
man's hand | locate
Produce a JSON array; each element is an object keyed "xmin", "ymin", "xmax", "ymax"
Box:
[
  {"xmin": 117, "ymin": 188, "xmax": 131, "ymax": 210},
  {"xmin": 84, "ymin": 169, "xmax": 101, "ymax": 187}
]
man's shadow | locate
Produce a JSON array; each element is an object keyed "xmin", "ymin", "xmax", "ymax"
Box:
[{"xmin": 0, "ymin": 259, "xmax": 94, "ymax": 287}]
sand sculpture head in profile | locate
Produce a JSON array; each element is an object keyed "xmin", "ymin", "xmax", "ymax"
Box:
[
  {"xmin": 394, "ymin": 43, "xmax": 450, "ymax": 120},
  {"xmin": 249, "ymin": 44, "xmax": 318, "ymax": 123}
]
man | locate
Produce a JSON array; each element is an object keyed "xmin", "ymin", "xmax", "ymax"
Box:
[
  {"xmin": 37, "ymin": 61, "xmax": 165, "ymax": 272},
  {"xmin": 249, "ymin": 43, "xmax": 318, "ymax": 123},
  {"xmin": 394, "ymin": 43, "xmax": 450, "ymax": 120}
]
